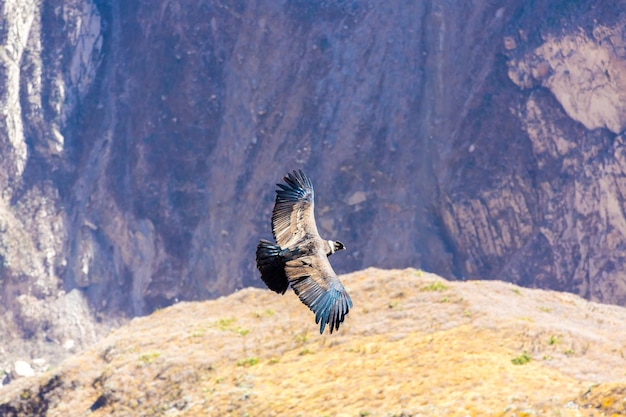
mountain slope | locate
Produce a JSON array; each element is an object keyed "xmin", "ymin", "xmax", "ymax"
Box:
[{"xmin": 1, "ymin": 268, "xmax": 625, "ymax": 416}]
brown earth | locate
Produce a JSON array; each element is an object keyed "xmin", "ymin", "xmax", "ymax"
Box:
[{"xmin": 1, "ymin": 268, "xmax": 625, "ymax": 416}]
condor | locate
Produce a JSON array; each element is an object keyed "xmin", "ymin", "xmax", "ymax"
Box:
[{"xmin": 256, "ymin": 170, "xmax": 352, "ymax": 334}]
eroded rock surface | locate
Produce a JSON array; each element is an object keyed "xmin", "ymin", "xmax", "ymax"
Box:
[{"xmin": 442, "ymin": 4, "xmax": 626, "ymax": 305}]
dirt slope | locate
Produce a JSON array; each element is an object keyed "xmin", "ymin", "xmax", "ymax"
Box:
[{"xmin": 1, "ymin": 268, "xmax": 625, "ymax": 416}]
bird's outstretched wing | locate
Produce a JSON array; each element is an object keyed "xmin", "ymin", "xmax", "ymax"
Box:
[
  {"xmin": 271, "ymin": 170, "xmax": 320, "ymax": 248},
  {"xmin": 285, "ymin": 254, "xmax": 352, "ymax": 334}
]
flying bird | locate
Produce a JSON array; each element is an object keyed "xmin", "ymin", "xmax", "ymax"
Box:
[{"xmin": 256, "ymin": 170, "xmax": 352, "ymax": 334}]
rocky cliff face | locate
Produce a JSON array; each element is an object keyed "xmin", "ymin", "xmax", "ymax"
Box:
[
  {"xmin": 444, "ymin": 2, "xmax": 626, "ymax": 305},
  {"xmin": 1, "ymin": 0, "xmax": 626, "ymax": 378},
  {"xmin": 0, "ymin": 0, "xmax": 108, "ymax": 378}
]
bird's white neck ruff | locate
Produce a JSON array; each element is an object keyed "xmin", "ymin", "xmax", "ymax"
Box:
[{"xmin": 328, "ymin": 240, "xmax": 335, "ymax": 254}]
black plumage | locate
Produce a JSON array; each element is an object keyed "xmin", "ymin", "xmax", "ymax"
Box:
[{"xmin": 256, "ymin": 170, "xmax": 352, "ymax": 334}]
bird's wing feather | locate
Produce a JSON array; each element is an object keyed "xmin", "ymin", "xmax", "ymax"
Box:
[
  {"xmin": 285, "ymin": 253, "xmax": 352, "ymax": 334},
  {"xmin": 271, "ymin": 170, "xmax": 320, "ymax": 248}
]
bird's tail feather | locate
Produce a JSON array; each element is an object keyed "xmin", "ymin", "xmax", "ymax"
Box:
[{"xmin": 256, "ymin": 240, "xmax": 289, "ymax": 294}]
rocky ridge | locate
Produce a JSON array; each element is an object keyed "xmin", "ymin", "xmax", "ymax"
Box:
[{"xmin": 1, "ymin": 268, "xmax": 625, "ymax": 416}]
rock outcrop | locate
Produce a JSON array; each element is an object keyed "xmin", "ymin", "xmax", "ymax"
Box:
[
  {"xmin": 444, "ymin": 3, "xmax": 626, "ymax": 305},
  {"xmin": 1, "ymin": 0, "xmax": 626, "ymax": 376},
  {"xmin": 0, "ymin": 0, "xmax": 108, "ymax": 379}
]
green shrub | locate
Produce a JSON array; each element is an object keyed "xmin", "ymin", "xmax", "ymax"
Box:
[
  {"xmin": 547, "ymin": 335, "xmax": 560, "ymax": 345},
  {"xmin": 511, "ymin": 352, "xmax": 531, "ymax": 365},
  {"xmin": 236, "ymin": 357, "xmax": 259, "ymax": 367},
  {"xmin": 421, "ymin": 282, "xmax": 448, "ymax": 292}
]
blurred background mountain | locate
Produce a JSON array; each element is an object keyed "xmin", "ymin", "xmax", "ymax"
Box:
[{"xmin": 2, "ymin": 0, "xmax": 626, "ymax": 377}]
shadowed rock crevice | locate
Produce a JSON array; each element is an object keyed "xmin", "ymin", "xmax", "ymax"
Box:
[{"xmin": 0, "ymin": 374, "xmax": 62, "ymax": 416}]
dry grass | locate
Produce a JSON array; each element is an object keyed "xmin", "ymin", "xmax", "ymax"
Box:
[{"xmin": 1, "ymin": 268, "xmax": 625, "ymax": 416}]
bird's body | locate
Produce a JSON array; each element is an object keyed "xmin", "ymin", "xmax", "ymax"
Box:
[{"xmin": 256, "ymin": 170, "xmax": 352, "ymax": 334}]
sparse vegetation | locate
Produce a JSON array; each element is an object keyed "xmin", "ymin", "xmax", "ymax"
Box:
[
  {"xmin": 293, "ymin": 332, "xmax": 309, "ymax": 345},
  {"xmin": 600, "ymin": 397, "xmax": 615, "ymax": 409},
  {"xmin": 511, "ymin": 352, "xmax": 532, "ymax": 365},
  {"xmin": 253, "ymin": 309, "xmax": 275, "ymax": 319},
  {"xmin": 189, "ymin": 330, "xmax": 206, "ymax": 338},
  {"xmin": 548, "ymin": 335, "xmax": 560, "ymax": 345},
  {"xmin": 209, "ymin": 318, "xmax": 252, "ymax": 355},
  {"xmin": 214, "ymin": 317, "xmax": 237, "ymax": 331},
  {"xmin": 236, "ymin": 357, "xmax": 259, "ymax": 367},
  {"xmin": 235, "ymin": 327, "xmax": 250, "ymax": 337},
  {"xmin": 421, "ymin": 281, "xmax": 448, "ymax": 292},
  {"xmin": 138, "ymin": 351, "xmax": 161, "ymax": 363},
  {"xmin": 236, "ymin": 327, "xmax": 250, "ymax": 355}
]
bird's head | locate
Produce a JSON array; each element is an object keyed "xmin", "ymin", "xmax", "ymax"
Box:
[{"xmin": 327, "ymin": 240, "xmax": 346, "ymax": 256}]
